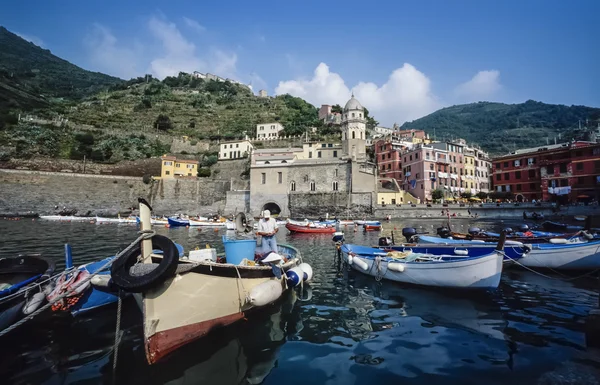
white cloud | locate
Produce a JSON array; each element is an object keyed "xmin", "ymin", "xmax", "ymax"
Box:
[
  {"xmin": 83, "ymin": 24, "xmax": 141, "ymax": 79},
  {"xmin": 14, "ymin": 31, "xmax": 44, "ymax": 47},
  {"xmin": 455, "ymin": 70, "xmax": 502, "ymax": 102},
  {"xmin": 275, "ymin": 62, "xmax": 440, "ymax": 126},
  {"xmin": 182, "ymin": 17, "xmax": 206, "ymax": 33},
  {"xmin": 147, "ymin": 16, "xmax": 237, "ymax": 79}
]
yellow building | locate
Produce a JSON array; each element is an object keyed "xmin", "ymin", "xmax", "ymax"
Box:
[
  {"xmin": 463, "ymin": 154, "xmax": 475, "ymax": 189},
  {"xmin": 160, "ymin": 155, "xmax": 199, "ymax": 178},
  {"xmin": 377, "ymin": 191, "xmax": 420, "ymax": 205}
]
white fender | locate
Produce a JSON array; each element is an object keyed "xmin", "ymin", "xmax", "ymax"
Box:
[
  {"xmin": 549, "ymin": 238, "xmax": 568, "ymax": 244},
  {"xmin": 388, "ymin": 263, "xmax": 405, "ymax": 272},
  {"xmin": 298, "ymin": 263, "xmax": 313, "ymax": 282},
  {"xmin": 249, "ymin": 280, "xmax": 283, "ymax": 307},
  {"xmin": 454, "ymin": 249, "xmax": 468, "ymax": 256},
  {"xmin": 352, "ymin": 257, "xmax": 369, "ymax": 271},
  {"xmin": 347, "ymin": 254, "xmax": 353, "ymax": 265},
  {"xmin": 23, "ymin": 292, "xmax": 46, "ymax": 315}
]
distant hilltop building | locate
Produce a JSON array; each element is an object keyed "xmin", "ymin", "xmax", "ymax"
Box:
[
  {"xmin": 192, "ymin": 71, "xmax": 251, "ymax": 91},
  {"xmin": 258, "ymin": 89, "xmax": 268, "ymax": 97},
  {"xmin": 318, "ymin": 104, "xmax": 342, "ymax": 125}
]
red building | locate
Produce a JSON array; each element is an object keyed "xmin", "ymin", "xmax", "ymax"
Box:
[
  {"xmin": 492, "ymin": 141, "xmax": 600, "ymax": 202},
  {"xmin": 374, "ymin": 139, "xmax": 404, "ymax": 181}
]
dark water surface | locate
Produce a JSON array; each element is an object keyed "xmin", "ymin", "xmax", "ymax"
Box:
[{"xmin": 1, "ymin": 218, "xmax": 600, "ymax": 385}]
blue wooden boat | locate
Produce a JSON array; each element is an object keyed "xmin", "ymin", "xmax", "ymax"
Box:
[
  {"xmin": 0, "ymin": 255, "xmax": 55, "ymax": 331},
  {"xmin": 168, "ymin": 217, "xmax": 190, "ymax": 227},
  {"xmin": 54, "ymin": 244, "xmax": 184, "ymax": 316},
  {"xmin": 340, "ymin": 243, "xmax": 504, "ymax": 289}
]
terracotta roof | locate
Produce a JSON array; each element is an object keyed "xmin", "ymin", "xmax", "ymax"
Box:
[{"xmin": 161, "ymin": 155, "xmax": 176, "ymax": 160}]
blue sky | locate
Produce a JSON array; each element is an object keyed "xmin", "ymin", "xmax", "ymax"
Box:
[{"xmin": 2, "ymin": 0, "xmax": 598, "ymax": 125}]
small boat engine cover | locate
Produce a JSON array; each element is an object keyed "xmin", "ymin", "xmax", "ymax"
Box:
[
  {"xmin": 402, "ymin": 227, "xmax": 417, "ymax": 242},
  {"xmin": 467, "ymin": 227, "xmax": 481, "ymax": 235},
  {"xmin": 378, "ymin": 237, "xmax": 393, "ymax": 246},
  {"xmin": 518, "ymin": 224, "xmax": 530, "ymax": 232},
  {"xmin": 437, "ymin": 227, "xmax": 451, "ymax": 238}
]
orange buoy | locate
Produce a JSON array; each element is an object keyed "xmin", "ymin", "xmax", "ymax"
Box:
[
  {"xmin": 198, "ymin": 228, "xmax": 202, "ymax": 232},
  {"xmin": 165, "ymin": 224, "xmax": 170, "ymax": 228},
  {"xmin": 214, "ymin": 228, "xmax": 218, "ymax": 232}
]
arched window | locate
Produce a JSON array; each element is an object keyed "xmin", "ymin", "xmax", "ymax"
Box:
[
  {"xmin": 310, "ymin": 181, "xmax": 316, "ymax": 191},
  {"xmin": 352, "ymin": 131, "xmax": 356, "ymax": 139},
  {"xmin": 332, "ymin": 181, "xmax": 338, "ymax": 191},
  {"xmin": 290, "ymin": 181, "xmax": 296, "ymax": 191},
  {"xmin": 360, "ymin": 131, "xmax": 363, "ymax": 139},
  {"xmin": 352, "ymin": 113, "xmax": 355, "ymax": 118},
  {"xmin": 359, "ymin": 113, "xmax": 362, "ymax": 118}
]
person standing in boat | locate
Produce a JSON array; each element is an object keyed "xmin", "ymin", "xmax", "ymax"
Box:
[{"xmin": 257, "ymin": 210, "xmax": 278, "ymax": 253}]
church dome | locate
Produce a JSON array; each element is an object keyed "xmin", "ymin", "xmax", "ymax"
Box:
[{"xmin": 344, "ymin": 96, "xmax": 364, "ymax": 111}]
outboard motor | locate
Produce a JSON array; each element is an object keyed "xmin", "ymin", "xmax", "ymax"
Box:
[
  {"xmin": 518, "ymin": 224, "xmax": 529, "ymax": 233},
  {"xmin": 503, "ymin": 227, "xmax": 514, "ymax": 234},
  {"xmin": 332, "ymin": 232, "xmax": 345, "ymax": 243},
  {"xmin": 437, "ymin": 227, "xmax": 451, "ymax": 238},
  {"xmin": 401, "ymin": 227, "xmax": 417, "ymax": 242},
  {"xmin": 467, "ymin": 227, "xmax": 481, "ymax": 235},
  {"xmin": 378, "ymin": 237, "xmax": 393, "ymax": 246}
]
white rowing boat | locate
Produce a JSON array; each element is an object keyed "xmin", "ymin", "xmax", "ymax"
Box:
[
  {"xmin": 521, "ymin": 239, "xmax": 600, "ymax": 269},
  {"xmin": 340, "ymin": 244, "xmax": 503, "ymax": 289}
]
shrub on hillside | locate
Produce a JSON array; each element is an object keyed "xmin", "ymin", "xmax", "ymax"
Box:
[{"xmin": 197, "ymin": 168, "xmax": 211, "ymax": 177}]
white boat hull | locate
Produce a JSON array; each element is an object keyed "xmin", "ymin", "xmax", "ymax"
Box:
[
  {"xmin": 347, "ymin": 253, "xmax": 503, "ymax": 289},
  {"xmin": 188, "ymin": 219, "xmax": 227, "ymax": 227},
  {"xmin": 521, "ymin": 241, "xmax": 600, "ymax": 269},
  {"xmin": 39, "ymin": 215, "xmax": 95, "ymax": 222}
]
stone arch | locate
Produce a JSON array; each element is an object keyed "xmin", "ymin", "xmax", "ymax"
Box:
[{"xmin": 262, "ymin": 201, "xmax": 282, "ymax": 216}]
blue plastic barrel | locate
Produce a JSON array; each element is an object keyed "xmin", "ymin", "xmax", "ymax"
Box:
[{"xmin": 222, "ymin": 235, "xmax": 257, "ymax": 265}]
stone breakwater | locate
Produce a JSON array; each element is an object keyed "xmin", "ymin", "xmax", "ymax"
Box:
[{"xmin": 0, "ymin": 169, "xmax": 229, "ymax": 216}]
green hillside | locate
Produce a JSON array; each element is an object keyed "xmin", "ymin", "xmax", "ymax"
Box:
[
  {"xmin": 0, "ymin": 26, "xmax": 123, "ymax": 110},
  {"xmin": 63, "ymin": 73, "xmax": 323, "ymax": 140},
  {"xmin": 401, "ymin": 100, "xmax": 600, "ymax": 155}
]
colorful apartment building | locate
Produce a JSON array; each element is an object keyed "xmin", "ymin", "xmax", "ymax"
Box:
[
  {"xmin": 492, "ymin": 141, "xmax": 600, "ymax": 202},
  {"xmin": 160, "ymin": 155, "xmax": 199, "ymax": 178},
  {"xmin": 374, "ymin": 137, "xmax": 491, "ymax": 201}
]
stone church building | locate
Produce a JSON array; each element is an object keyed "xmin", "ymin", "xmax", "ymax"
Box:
[{"xmin": 246, "ymin": 95, "xmax": 377, "ymax": 217}]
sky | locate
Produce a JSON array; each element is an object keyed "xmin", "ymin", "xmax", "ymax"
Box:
[{"xmin": 2, "ymin": 0, "xmax": 599, "ymax": 126}]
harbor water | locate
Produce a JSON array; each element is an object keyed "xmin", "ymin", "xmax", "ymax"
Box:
[{"xmin": 1, "ymin": 218, "xmax": 600, "ymax": 384}]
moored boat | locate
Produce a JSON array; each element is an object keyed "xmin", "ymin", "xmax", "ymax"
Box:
[
  {"xmin": 188, "ymin": 219, "xmax": 227, "ymax": 227},
  {"xmin": 168, "ymin": 217, "xmax": 190, "ymax": 227},
  {"xmin": 108, "ymin": 199, "xmax": 313, "ymax": 364},
  {"xmin": 340, "ymin": 242, "xmax": 504, "ymax": 289},
  {"xmin": 40, "ymin": 215, "xmax": 94, "ymax": 222},
  {"xmin": 520, "ymin": 238, "xmax": 600, "ymax": 270},
  {"xmin": 285, "ymin": 222, "xmax": 336, "ymax": 234},
  {"xmin": 0, "ymin": 255, "xmax": 55, "ymax": 331},
  {"xmin": 390, "ymin": 234, "xmax": 528, "ymax": 262},
  {"xmin": 363, "ymin": 221, "xmax": 381, "ymax": 231}
]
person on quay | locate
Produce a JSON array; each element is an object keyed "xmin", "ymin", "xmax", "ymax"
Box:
[{"xmin": 257, "ymin": 210, "xmax": 278, "ymax": 253}]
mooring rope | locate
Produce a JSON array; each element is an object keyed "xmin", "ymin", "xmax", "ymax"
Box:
[
  {"xmin": 0, "ymin": 229, "xmax": 156, "ymax": 338},
  {"xmin": 112, "ymin": 290, "xmax": 124, "ymax": 385}
]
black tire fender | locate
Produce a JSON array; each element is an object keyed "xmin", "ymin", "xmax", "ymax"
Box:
[{"xmin": 110, "ymin": 234, "xmax": 179, "ymax": 293}]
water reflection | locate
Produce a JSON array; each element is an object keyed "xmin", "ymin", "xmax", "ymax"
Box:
[{"xmin": 1, "ymin": 218, "xmax": 600, "ymax": 385}]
